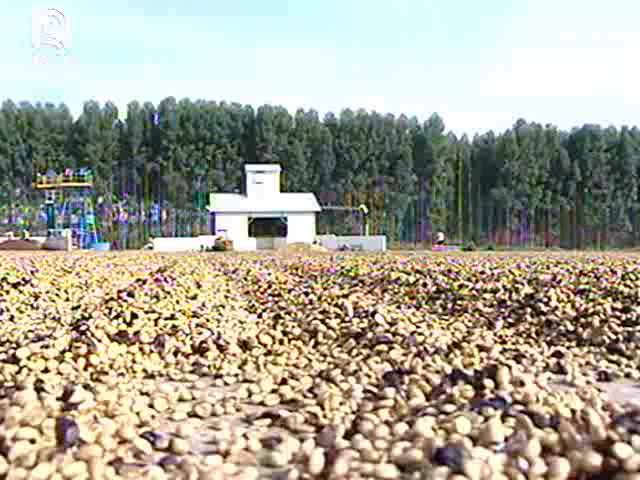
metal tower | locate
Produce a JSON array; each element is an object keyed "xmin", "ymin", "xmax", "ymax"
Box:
[{"xmin": 34, "ymin": 168, "xmax": 99, "ymax": 249}]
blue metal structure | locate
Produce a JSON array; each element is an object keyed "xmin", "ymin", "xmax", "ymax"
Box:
[{"xmin": 34, "ymin": 168, "xmax": 99, "ymax": 249}]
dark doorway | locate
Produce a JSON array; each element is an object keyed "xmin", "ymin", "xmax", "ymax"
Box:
[{"xmin": 249, "ymin": 217, "xmax": 287, "ymax": 237}]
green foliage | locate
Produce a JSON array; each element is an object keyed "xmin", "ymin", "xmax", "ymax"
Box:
[{"xmin": 1, "ymin": 98, "xmax": 640, "ymax": 249}]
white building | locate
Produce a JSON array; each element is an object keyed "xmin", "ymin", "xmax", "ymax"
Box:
[{"xmin": 207, "ymin": 164, "xmax": 321, "ymax": 251}]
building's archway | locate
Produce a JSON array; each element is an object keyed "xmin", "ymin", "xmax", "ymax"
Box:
[
  {"xmin": 249, "ymin": 217, "xmax": 288, "ymax": 249},
  {"xmin": 249, "ymin": 217, "xmax": 287, "ymax": 237}
]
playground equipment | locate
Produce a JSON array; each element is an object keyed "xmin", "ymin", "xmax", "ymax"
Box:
[{"xmin": 34, "ymin": 168, "xmax": 99, "ymax": 249}]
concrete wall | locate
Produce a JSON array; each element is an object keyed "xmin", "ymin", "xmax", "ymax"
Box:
[
  {"xmin": 149, "ymin": 234, "xmax": 386, "ymax": 252},
  {"xmin": 0, "ymin": 235, "xmax": 46, "ymax": 244},
  {"xmin": 43, "ymin": 235, "xmax": 73, "ymax": 251},
  {"xmin": 338, "ymin": 236, "xmax": 386, "ymax": 251},
  {"xmin": 233, "ymin": 237, "xmax": 257, "ymax": 252},
  {"xmin": 316, "ymin": 235, "xmax": 339, "ymax": 250},
  {"xmin": 286, "ymin": 213, "xmax": 316, "ymax": 244},
  {"xmin": 316, "ymin": 234, "xmax": 387, "ymax": 252},
  {"xmin": 150, "ymin": 235, "xmax": 260, "ymax": 252},
  {"xmin": 152, "ymin": 236, "xmax": 218, "ymax": 252},
  {"xmin": 246, "ymin": 170, "xmax": 280, "ymax": 198},
  {"xmin": 209, "ymin": 211, "xmax": 318, "ymax": 251},
  {"xmin": 273, "ymin": 237, "xmax": 287, "ymax": 250},
  {"xmin": 253, "ymin": 237, "xmax": 288, "ymax": 250},
  {"xmin": 255, "ymin": 237, "xmax": 274, "ymax": 250},
  {"xmin": 214, "ymin": 213, "xmax": 248, "ymax": 242}
]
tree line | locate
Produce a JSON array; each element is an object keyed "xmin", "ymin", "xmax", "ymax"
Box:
[{"xmin": 0, "ymin": 97, "xmax": 638, "ymax": 249}]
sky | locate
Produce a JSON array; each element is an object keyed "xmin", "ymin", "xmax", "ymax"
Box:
[{"xmin": 2, "ymin": 0, "xmax": 640, "ymax": 136}]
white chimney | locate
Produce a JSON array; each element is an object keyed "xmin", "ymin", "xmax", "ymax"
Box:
[{"xmin": 245, "ymin": 164, "xmax": 281, "ymax": 198}]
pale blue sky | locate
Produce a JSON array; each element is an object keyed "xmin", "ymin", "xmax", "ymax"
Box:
[{"xmin": 2, "ymin": 1, "xmax": 640, "ymax": 135}]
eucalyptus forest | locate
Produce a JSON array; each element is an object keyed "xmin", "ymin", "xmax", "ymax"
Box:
[{"xmin": 0, "ymin": 97, "xmax": 638, "ymax": 249}]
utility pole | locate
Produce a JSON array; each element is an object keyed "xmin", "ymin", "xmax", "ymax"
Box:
[{"xmin": 322, "ymin": 204, "xmax": 369, "ymax": 236}]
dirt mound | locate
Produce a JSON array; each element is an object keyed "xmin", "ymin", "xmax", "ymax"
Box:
[{"xmin": 0, "ymin": 239, "xmax": 43, "ymax": 251}]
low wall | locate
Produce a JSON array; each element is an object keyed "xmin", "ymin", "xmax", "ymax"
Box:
[
  {"xmin": 150, "ymin": 235, "xmax": 387, "ymax": 252},
  {"xmin": 43, "ymin": 236, "xmax": 72, "ymax": 251},
  {"xmin": 152, "ymin": 236, "xmax": 259, "ymax": 252},
  {"xmin": 152, "ymin": 236, "xmax": 217, "ymax": 252},
  {"xmin": 232, "ymin": 237, "xmax": 257, "ymax": 252},
  {"xmin": 316, "ymin": 235, "xmax": 386, "ymax": 252},
  {"xmin": 0, "ymin": 235, "xmax": 46, "ymax": 244},
  {"xmin": 255, "ymin": 237, "xmax": 288, "ymax": 250},
  {"xmin": 273, "ymin": 237, "xmax": 288, "ymax": 250},
  {"xmin": 316, "ymin": 235, "xmax": 339, "ymax": 250}
]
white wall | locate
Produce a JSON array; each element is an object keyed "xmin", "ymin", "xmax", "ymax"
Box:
[
  {"xmin": 149, "ymin": 233, "xmax": 386, "ymax": 252},
  {"xmin": 43, "ymin": 235, "xmax": 72, "ymax": 251},
  {"xmin": 213, "ymin": 214, "xmax": 257, "ymax": 251},
  {"xmin": 255, "ymin": 237, "xmax": 274, "ymax": 249},
  {"xmin": 214, "ymin": 213, "xmax": 248, "ymax": 242},
  {"xmin": 316, "ymin": 235, "xmax": 338, "ymax": 250},
  {"xmin": 316, "ymin": 235, "xmax": 387, "ymax": 252},
  {"xmin": 246, "ymin": 171, "xmax": 280, "ymax": 198},
  {"xmin": 255, "ymin": 237, "xmax": 288, "ymax": 250},
  {"xmin": 152, "ymin": 236, "xmax": 217, "ymax": 252},
  {"xmin": 286, "ymin": 213, "xmax": 316, "ymax": 244},
  {"xmin": 273, "ymin": 237, "xmax": 287, "ymax": 250},
  {"xmin": 233, "ymin": 237, "xmax": 257, "ymax": 251},
  {"xmin": 209, "ymin": 211, "xmax": 317, "ymax": 250},
  {"xmin": 152, "ymin": 235, "xmax": 258, "ymax": 252}
]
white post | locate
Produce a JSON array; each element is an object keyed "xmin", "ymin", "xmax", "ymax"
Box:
[{"xmin": 67, "ymin": 229, "xmax": 73, "ymax": 251}]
